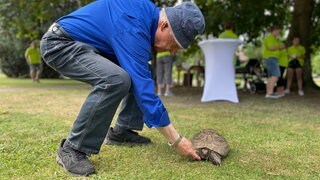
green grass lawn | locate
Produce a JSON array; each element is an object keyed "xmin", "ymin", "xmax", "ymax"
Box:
[{"xmin": 1, "ymin": 75, "xmax": 320, "ymax": 179}]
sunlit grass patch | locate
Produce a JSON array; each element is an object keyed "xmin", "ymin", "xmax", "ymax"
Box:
[{"xmin": 0, "ymin": 76, "xmax": 320, "ymax": 179}]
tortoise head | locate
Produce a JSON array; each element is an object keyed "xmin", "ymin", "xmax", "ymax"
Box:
[
  {"xmin": 196, "ymin": 147, "xmax": 210, "ymax": 160},
  {"xmin": 196, "ymin": 148, "xmax": 222, "ymax": 166}
]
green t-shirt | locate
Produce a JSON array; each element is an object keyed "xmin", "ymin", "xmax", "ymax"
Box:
[
  {"xmin": 218, "ymin": 30, "xmax": 238, "ymax": 39},
  {"xmin": 278, "ymin": 49, "xmax": 288, "ymax": 67},
  {"xmin": 262, "ymin": 34, "xmax": 281, "ymax": 59},
  {"xmin": 25, "ymin": 46, "xmax": 41, "ymax": 64},
  {"xmin": 287, "ymin": 45, "xmax": 305, "ymax": 66},
  {"xmin": 156, "ymin": 51, "xmax": 171, "ymax": 58}
]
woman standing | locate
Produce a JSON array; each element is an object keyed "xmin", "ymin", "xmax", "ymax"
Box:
[
  {"xmin": 285, "ymin": 37, "xmax": 306, "ymax": 96},
  {"xmin": 156, "ymin": 51, "xmax": 175, "ymax": 96},
  {"xmin": 262, "ymin": 25, "xmax": 286, "ymax": 99}
]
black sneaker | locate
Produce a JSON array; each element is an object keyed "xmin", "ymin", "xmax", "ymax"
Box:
[
  {"xmin": 56, "ymin": 139, "xmax": 95, "ymax": 176},
  {"xmin": 105, "ymin": 127, "xmax": 152, "ymax": 145}
]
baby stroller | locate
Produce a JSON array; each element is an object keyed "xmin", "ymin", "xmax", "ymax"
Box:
[{"xmin": 235, "ymin": 59, "xmax": 266, "ymax": 94}]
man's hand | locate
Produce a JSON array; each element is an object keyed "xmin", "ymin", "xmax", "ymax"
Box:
[
  {"xmin": 157, "ymin": 123, "xmax": 201, "ymax": 160},
  {"xmin": 176, "ymin": 137, "xmax": 201, "ymax": 160}
]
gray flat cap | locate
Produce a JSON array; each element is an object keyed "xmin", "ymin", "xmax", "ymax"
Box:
[{"xmin": 165, "ymin": 2, "xmax": 205, "ymax": 48}]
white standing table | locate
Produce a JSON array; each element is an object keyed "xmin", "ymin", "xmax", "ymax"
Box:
[{"xmin": 198, "ymin": 39, "xmax": 242, "ymax": 103}]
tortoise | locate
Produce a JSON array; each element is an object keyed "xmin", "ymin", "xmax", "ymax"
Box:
[{"xmin": 191, "ymin": 129, "xmax": 230, "ymax": 166}]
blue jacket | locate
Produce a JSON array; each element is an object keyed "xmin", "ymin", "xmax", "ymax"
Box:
[{"xmin": 57, "ymin": 0, "xmax": 170, "ymax": 128}]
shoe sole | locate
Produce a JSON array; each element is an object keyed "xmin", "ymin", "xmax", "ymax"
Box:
[
  {"xmin": 265, "ymin": 95, "xmax": 282, "ymax": 99},
  {"xmin": 265, "ymin": 97, "xmax": 280, "ymax": 99},
  {"xmin": 56, "ymin": 155, "xmax": 94, "ymax": 176}
]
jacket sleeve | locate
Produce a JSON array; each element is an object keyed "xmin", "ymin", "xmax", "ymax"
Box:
[{"xmin": 111, "ymin": 31, "xmax": 170, "ymax": 128}]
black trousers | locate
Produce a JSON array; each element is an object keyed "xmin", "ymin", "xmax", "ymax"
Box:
[{"xmin": 277, "ymin": 66, "xmax": 286, "ymax": 87}]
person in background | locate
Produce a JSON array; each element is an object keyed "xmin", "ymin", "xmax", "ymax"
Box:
[
  {"xmin": 218, "ymin": 23, "xmax": 238, "ymax": 39},
  {"xmin": 285, "ymin": 37, "xmax": 306, "ymax": 96},
  {"xmin": 25, "ymin": 40, "xmax": 42, "ymax": 83},
  {"xmin": 219, "ymin": 23, "xmax": 239, "ymax": 66},
  {"xmin": 156, "ymin": 51, "xmax": 175, "ymax": 96},
  {"xmin": 276, "ymin": 41, "xmax": 288, "ymax": 97},
  {"xmin": 262, "ymin": 25, "xmax": 286, "ymax": 99}
]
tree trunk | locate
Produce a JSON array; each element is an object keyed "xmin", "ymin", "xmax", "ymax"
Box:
[{"xmin": 288, "ymin": 0, "xmax": 318, "ymax": 88}]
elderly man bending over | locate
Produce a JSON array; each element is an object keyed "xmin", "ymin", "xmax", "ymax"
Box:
[{"xmin": 40, "ymin": 0, "xmax": 205, "ymax": 176}]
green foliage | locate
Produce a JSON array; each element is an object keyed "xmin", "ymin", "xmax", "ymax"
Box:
[
  {"xmin": 0, "ymin": 0, "xmax": 93, "ymax": 78},
  {"xmin": 311, "ymin": 2, "xmax": 320, "ymax": 49},
  {"xmin": 0, "ymin": 0, "xmax": 93, "ymax": 40},
  {"xmin": 154, "ymin": 0, "xmax": 177, "ymax": 7},
  {"xmin": 312, "ymin": 51, "xmax": 320, "ymax": 74},
  {"xmin": 0, "ymin": 32, "xmax": 29, "ymax": 78}
]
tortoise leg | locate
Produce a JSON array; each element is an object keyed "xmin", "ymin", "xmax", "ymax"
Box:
[{"xmin": 208, "ymin": 151, "xmax": 222, "ymax": 166}]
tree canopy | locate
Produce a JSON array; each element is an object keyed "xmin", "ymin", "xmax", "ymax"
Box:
[{"xmin": 0, "ymin": 0, "xmax": 319, "ymax": 86}]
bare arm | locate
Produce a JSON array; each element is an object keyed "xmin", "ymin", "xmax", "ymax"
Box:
[
  {"xmin": 268, "ymin": 44, "xmax": 285, "ymax": 51},
  {"xmin": 24, "ymin": 50, "xmax": 30, "ymax": 64},
  {"xmin": 157, "ymin": 123, "xmax": 201, "ymax": 160}
]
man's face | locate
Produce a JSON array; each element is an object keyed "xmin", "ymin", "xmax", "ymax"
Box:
[{"xmin": 154, "ymin": 21, "xmax": 181, "ymax": 55}]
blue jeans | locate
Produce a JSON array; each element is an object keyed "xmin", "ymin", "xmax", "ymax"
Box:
[
  {"xmin": 29, "ymin": 63, "xmax": 43, "ymax": 72},
  {"xmin": 40, "ymin": 23, "xmax": 144, "ymax": 154},
  {"xmin": 263, "ymin": 57, "xmax": 281, "ymax": 77},
  {"xmin": 156, "ymin": 56, "xmax": 174, "ymax": 85}
]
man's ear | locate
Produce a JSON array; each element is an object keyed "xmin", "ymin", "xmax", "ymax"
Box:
[{"xmin": 160, "ymin": 21, "xmax": 168, "ymax": 31}]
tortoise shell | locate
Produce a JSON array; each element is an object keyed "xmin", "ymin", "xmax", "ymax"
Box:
[{"xmin": 191, "ymin": 129, "xmax": 230, "ymax": 165}]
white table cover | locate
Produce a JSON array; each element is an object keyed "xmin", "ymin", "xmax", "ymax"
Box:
[{"xmin": 198, "ymin": 39, "xmax": 242, "ymax": 103}]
